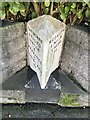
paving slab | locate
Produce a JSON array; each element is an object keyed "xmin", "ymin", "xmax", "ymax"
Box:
[{"xmin": 0, "ymin": 67, "xmax": 89, "ymax": 107}]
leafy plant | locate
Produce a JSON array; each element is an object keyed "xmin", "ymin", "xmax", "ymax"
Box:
[
  {"xmin": 0, "ymin": 1, "xmax": 90, "ymax": 25},
  {"xmin": 0, "ymin": 1, "xmax": 30, "ymax": 21}
]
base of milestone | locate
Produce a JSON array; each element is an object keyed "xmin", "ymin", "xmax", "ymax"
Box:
[{"xmin": 25, "ymin": 68, "xmax": 61, "ymax": 103}]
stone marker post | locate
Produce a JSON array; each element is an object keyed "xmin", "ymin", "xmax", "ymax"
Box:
[{"xmin": 26, "ymin": 15, "xmax": 66, "ymax": 90}]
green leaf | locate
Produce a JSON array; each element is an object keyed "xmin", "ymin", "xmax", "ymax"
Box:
[
  {"xmin": 8, "ymin": 2, "xmax": 14, "ymax": 7},
  {"xmin": 20, "ymin": 11, "xmax": 26, "ymax": 16},
  {"xmin": 68, "ymin": 2, "xmax": 73, "ymax": 7},
  {"xmin": 60, "ymin": 6, "xmax": 65, "ymax": 14},
  {"xmin": 12, "ymin": 3, "xmax": 19, "ymax": 12},
  {"xmin": 0, "ymin": 10, "xmax": 5, "ymax": 19},
  {"xmin": 60, "ymin": 13, "xmax": 66, "ymax": 20},
  {"xmin": 83, "ymin": 0, "xmax": 89, "ymax": 4},
  {"xmin": 19, "ymin": 3, "xmax": 25, "ymax": 12},
  {"xmin": 9, "ymin": 7, "xmax": 17, "ymax": 15},
  {"xmin": 32, "ymin": 12, "xmax": 36, "ymax": 18},
  {"xmin": 77, "ymin": 10, "xmax": 83, "ymax": 19},
  {"xmin": 85, "ymin": 9, "xmax": 90, "ymax": 18},
  {"xmin": 45, "ymin": 0, "xmax": 50, "ymax": 7},
  {"xmin": 71, "ymin": 8, "xmax": 77, "ymax": 14},
  {"xmin": 87, "ymin": 2, "xmax": 90, "ymax": 8},
  {"xmin": 71, "ymin": 3, "xmax": 76, "ymax": 9},
  {"xmin": 0, "ymin": 2, "xmax": 7, "ymax": 10},
  {"xmin": 23, "ymin": 2, "xmax": 30, "ymax": 10},
  {"xmin": 44, "ymin": 8, "xmax": 49, "ymax": 14},
  {"xmin": 82, "ymin": 2, "xmax": 86, "ymax": 7},
  {"xmin": 15, "ymin": 1, "xmax": 20, "ymax": 5},
  {"xmin": 65, "ymin": 6, "xmax": 70, "ymax": 14},
  {"xmin": 0, "ymin": 3, "xmax": 2, "ymax": 10}
]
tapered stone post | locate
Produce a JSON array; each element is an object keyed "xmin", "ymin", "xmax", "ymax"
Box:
[{"xmin": 26, "ymin": 15, "xmax": 66, "ymax": 89}]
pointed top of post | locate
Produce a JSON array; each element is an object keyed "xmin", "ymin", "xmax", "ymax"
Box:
[{"xmin": 27, "ymin": 15, "xmax": 65, "ymax": 41}]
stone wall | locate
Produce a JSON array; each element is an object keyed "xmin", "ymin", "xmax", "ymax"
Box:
[
  {"xmin": 61, "ymin": 25, "xmax": 89, "ymax": 91},
  {"xmin": 0, "ymin": 22, "xmax": 26, "ymax": 83}
]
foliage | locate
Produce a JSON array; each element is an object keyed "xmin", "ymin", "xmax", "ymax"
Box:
[{"xmin": 0, "ymin": 1, "xmax": 90, "ymax": 25}]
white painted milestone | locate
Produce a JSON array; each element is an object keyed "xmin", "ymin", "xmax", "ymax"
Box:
[{"xmin": 27, "ymin": 15, "xmax": 66, "ymax": 89}]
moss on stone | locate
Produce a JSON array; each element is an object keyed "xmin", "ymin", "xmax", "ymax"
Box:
[{"xmin": 59, "ymin": 93, "xmax": 80, "ymax": 107}]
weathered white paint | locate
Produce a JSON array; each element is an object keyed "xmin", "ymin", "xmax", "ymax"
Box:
[{"xmin": 27, "ymin": 15, "xmax": 66, "ymax": 89}]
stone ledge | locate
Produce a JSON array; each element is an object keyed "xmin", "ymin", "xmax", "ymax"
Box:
[
  {"xmin": 1, "ymin": 90, "xmax": 25, "ymax": 104},
  {"xmin": 0, "ymin": 22, "xmax": 25, "ymax": 42},
  {"xmin": 58, "ymin": 93, "xmax": 89, "ymax": 107},
  {"xmin": 61, "ymin": 25, "xmax": 89, "ymax": 92},
  {"xmin": 0, "ymin": 22, "xmax": 26, "ymax": 83},
  {"xmin": 0, "ymin": 67, "xmax": 89, "ymax": 107}
]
